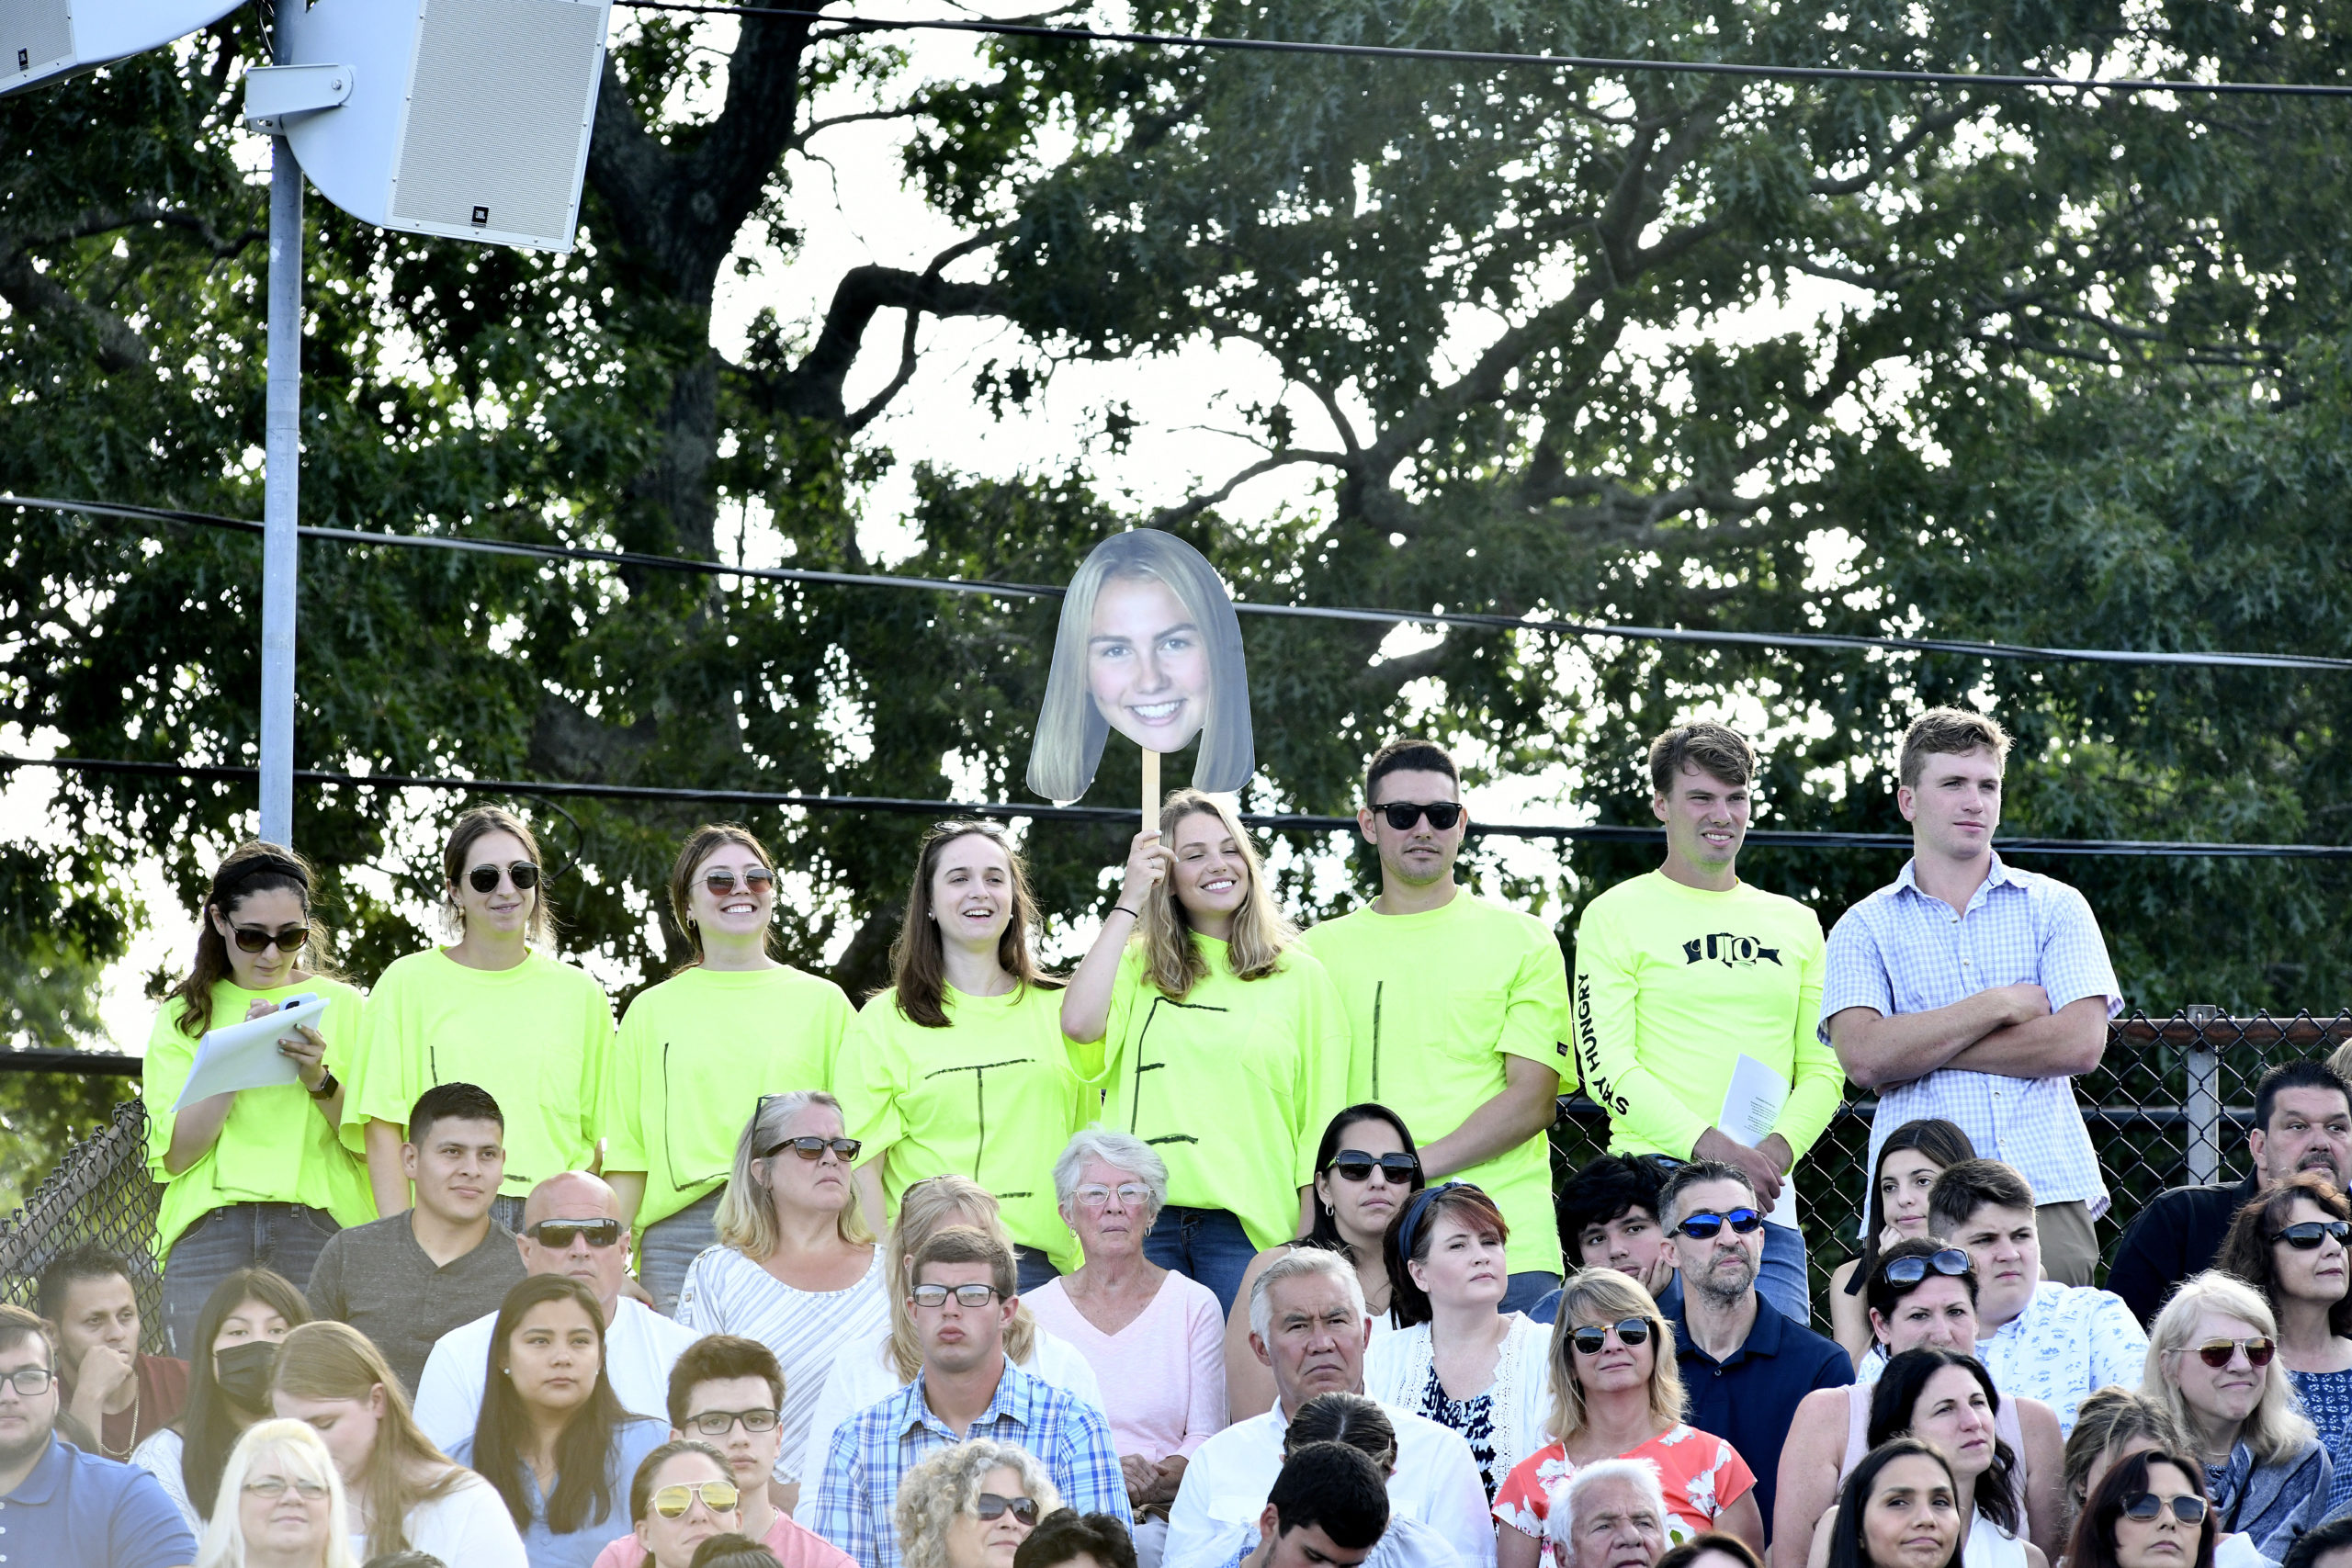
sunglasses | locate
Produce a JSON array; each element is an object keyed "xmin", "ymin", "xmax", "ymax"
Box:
[
  {"xmin": 911, "ymin": 1282, "xmax": 1006, "ymax": 1310},
  {"xmin": 1883, "ymin": 1247, "xmax": 1973, "ymax": 1287},
  {"xmin": 762, "ymin": 1135, "xmax": 862, "ymax": 1162},
  {"xmin": 703, "ymin": 867, "xmax": 776, "ymax": 897},
  {"xmin": 686, "ymin": 1407, "xmax": 780, "ymax": 1437},
  {"xmin": 650, "ymin": 1480, "xmax": 741, "ymax": 1518},
  {"xmin": 976, "ymin": 1493, "xmax": 1041, "ymax": 1526},
  {"xmin": 1569, "ymin": 1317, "xmax": 1654, "ymax": 1356},
  {"xmin": 466, "ymin": 861, "xmax": 540, "ymax": 894},
  {"xmin": 525, "ymin": 1218, "xmax": 623, "ymax": 1249},
  {"xmin": 230, "ymin": 923, "xmax": 311, "ymax": 953},
  {"xmin": 2273, "ymin": 1219, "xmax": 2352, "ymax": 1250},
  {"xmin": 1329, "ymin": 1150, "xmax": 1420, "ymax": 1183},
  {"xmin": 2189, "ymin": 1337, "xmax": 2276, "ymax": 1369},
  {"xmin": 1373, "ymin": 800, "xmax": 1464, "ymax": 832},
  {"xmin": 2121, "ymin": 1493, "xmax": 2209, "ymax": 1525},
  {"xmin": 243, "ymin": 1475, "xmax": 330, "ymax": 1500},
  {"xmin": 1671, "ymin": 1208, "xmax": 1762, "ymax": 1240}
]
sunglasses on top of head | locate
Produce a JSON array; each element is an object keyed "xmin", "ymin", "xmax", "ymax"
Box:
[
  {"xmin": 465, "ymin": 861, "xmax": 540, "ymax": 894},
  {"xmin": 230, "ymin": 923, "xmax": 312, "ymax": 954},
  {"xmin": 1329, "ymin": 1150, "xmax": 1420, "ymax": 1183},
  {"xmin": 2273, "ymin": 1218, "xmax": 2352, "ymax": 1250},
  {"xmin": 1671, "ymin": 1208, "xmax": 1762, "ymax": 1240},
  {"xmin": 1372, "ymin": 801, "xmax": 1464, "ymax": 832},
  {"xmin": 1881, "ymin": 1247, "xmax": 1973, "ymax": 1287}
]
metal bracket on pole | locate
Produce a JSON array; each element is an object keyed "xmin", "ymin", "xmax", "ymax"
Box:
[
  {"xmin": 2184, "ymin": 1003, "xmax": 2222, "ymax": 1185},
  {"xmin": 242, "ymin": 62, "xmax": 354, "ymax": 133}
]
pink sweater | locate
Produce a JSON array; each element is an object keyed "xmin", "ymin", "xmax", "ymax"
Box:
[
  {"xmin": 1023, "ymin": 1269, "xmax": 1228, "ymax": 1461},
  {"xmin": 589, "ymin": 1510, "xmax": 854, "ymax": 1568}
]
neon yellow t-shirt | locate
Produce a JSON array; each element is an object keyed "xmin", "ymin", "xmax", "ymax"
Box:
[
  {"xmin": 141, "ymin": 976, "xmax": 378, "ymax": 1261},
  {"xmin": 841, "ymin": 982, "xmax": 1089, "ymax": 1273},
  {"xmin": 1306, "ymin": 892, "xmax": 1571, "ymax": 1276},
  {"xmin": 1085, "ymin": 937, "xmax": 1351, "ymax": 1252},
  {"xmin": 603, "ymin": 964, "xmax": 854, "ymax": 1231},
  {"xmin": 1570, "ymin": 871, "xmax": 1837, "ymax": 1162},
  {"xmin": 345, "ymin": 948, "xmax": 613, "ymax": 1198}
]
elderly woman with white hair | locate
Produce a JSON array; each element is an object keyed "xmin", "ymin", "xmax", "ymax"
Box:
[
  {"xmin": 895, "ymin": 1438, "xmax": 1060, "ymax": 1568},
  {"xmin": 1549, "ymin": 1459, "xmax": 1671, "ymax": 1568},
  {"xmin": 197, "ymin": 1417, "xmax": 361, "ymax": 1568},
  {"xmin": 2138, "ymin": 1270, "xmax": 2331, "ymax": 1562},
  {"xmin": 1024, "ymin": 1127, "xmax": 1228, "ymax": 1557}
]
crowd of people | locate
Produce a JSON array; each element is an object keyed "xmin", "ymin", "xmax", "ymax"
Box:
[{"xmin": 10, "ymin": 697, "xmax": 2352, "ymax": 1568}]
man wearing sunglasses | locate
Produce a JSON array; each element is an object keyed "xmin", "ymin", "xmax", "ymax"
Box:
[
  {"xmin": 1308, "ymin": 738, "xmax": 1573, "ymax": 1314},
  {"xmin": 2109, "ymin": 1060, "xmax": 2352, "ymax": 1328},
  {"xmin": 413, "ymin": 1169, "xmax": 700, "ymax": 1450},
  {"xmin": 1571, "ymin": 722, "xmax": 1837, "ymax": 1326}
]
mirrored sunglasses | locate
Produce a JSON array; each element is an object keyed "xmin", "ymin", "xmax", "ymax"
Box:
[
  {"xmin": 1569, "ymin": 1317, "xmax": 1654, "ymax": 1356},
  {"xmin": 1883, "ymin": 1247, "xmax": 1973, "ymax": 1286},
  {"xmin": 2122, "ymin": 1493, "xmax": 2209, "ymax": 1525},
  {"xmin": 651, "ymin": 1480, "xmax": 741, "ymax": 1518},
  {"xmin": 2273, "ymin": 1219, "xmax": 2352, "ymax": 1250},
  {"xmin": 1671, "ymin": 1208, "xmax": 1762, "ymax": 1240},
  {"xmin": 2191, "ymin": 1337, "xmax": 2275, "ymax": 1369}
]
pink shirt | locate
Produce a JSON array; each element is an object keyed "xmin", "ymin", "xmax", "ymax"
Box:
[
  {"xmin": 589, "ymin": 1510, "xmax": 856, "ymax": 1568},
  {"xmin": 1023, "ymin": 1269, "xmax": 1228, "ymax": 1461}
]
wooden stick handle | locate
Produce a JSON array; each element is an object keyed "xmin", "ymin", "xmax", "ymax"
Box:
[{"xmin": 1141, "ymin": 748, "xmax": 1160, "ymax": 826}]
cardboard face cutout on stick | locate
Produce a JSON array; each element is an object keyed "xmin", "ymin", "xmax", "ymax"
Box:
[{"xmin": 1025, "ymin": 529, "xmax": 1255, "ymax": 807}]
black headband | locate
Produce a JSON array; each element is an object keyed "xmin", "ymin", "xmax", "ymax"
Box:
[{"xmin": 217, "ymin": 852, "xmax": 311, "ymax": 901}]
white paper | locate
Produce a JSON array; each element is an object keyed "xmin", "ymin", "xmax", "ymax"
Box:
[
  {"xmin": 1718, "ymin": 1053, "xmax": 1799, "ymax": 1229},
  {"xmin": 175, "ymin": 993, "xmax": 331, "ymax": 1109}
]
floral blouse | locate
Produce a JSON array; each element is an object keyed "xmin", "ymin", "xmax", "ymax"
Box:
[{"xmin": 1492, "ymin": 1423, "xmax": 1756, "ymax": 1564}]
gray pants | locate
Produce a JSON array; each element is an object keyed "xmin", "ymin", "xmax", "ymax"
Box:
[
  {"xmin": 639, "ymin": 1189, "xmax": 726, "ymax": 1314},
  {"xmin": 164, "ymin": 1202, "xmax": 341, "ymax": 1358}
]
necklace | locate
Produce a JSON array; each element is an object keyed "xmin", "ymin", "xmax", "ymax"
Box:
[{"xmin": 96, "ymin": 1381, "xmax": 140, "ymax": 1460}]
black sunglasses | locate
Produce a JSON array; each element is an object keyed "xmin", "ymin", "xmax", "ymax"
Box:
[
  {"xmin": 1373, "ymin": 800, "xmax": 1464, "ymax": 832},
  {"xmin": 2121, "ymin": 1493, "xmax": 2209, "ymax": 1525},
  {"xmin": 466, "ymin": 861, "xmax": 540, "ymax": 894},
  {"xmin": 231, "ymin": 923, "xmax": 311, "ymax": 954},
  {"xmin": 2273, "ymin": 1219, "xmax": 2352, "ymax": 1250},
  {"xmin": 525, "ymin": 1218, "xmax": 623, "ymax": 1249},
  {"xmin": 1569, "ymin": 1317, "xmax": 1654, "ymax": 1355},
  {"xmin": 763, "ymin": 1135, "xmax": 862, "ymax": 1162},
  {"xmin": 1329, "ymin": 1150, "xmax": 1420, "ymax": 1183},
  {"xmin": 1671, "ymin": 1208, "xmax": 1762, "ymax": 1240},
  {"xmin": 1883, "ymin": 1247, "xmax": 1973, "ymax": 1287},
  {"xmin": 976, "ymin": 1493, "xmax": 1041, "ymax": 1526}
]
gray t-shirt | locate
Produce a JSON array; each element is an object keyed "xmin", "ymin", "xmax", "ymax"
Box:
[{"xmin": 307, "ymin": 1214, "xmax": 526, "ymax": 1394}]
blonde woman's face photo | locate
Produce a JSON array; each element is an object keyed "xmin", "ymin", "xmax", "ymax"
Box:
[{"xmin": 1086, "ymin": 573, "xmax": 1210, "ymax": 753}]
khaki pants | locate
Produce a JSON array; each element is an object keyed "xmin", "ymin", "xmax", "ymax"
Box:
[{"xmin": 2036, "ymin": 1199, "xmax": 2100, "ymax": 1287}]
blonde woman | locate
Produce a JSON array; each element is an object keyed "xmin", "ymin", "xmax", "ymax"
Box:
[
  {"xmin": 793, "ymin": 1176, "xmax": 1105, "ymax": 1523},
  {"xmin": 197, "ymin": 1418, "xmax": 359, "ymax": 1568},
  {"xmin": 268, "ymin": 1321, "xmax": 526, "ymax": 1565},
  {"xmin": 1492, "ymin": 1269, "xmax": 1763, "ymax": 1568},
  {"xmin": 894, "ymin": 1438, "xmax": 1059, "ymax": 1568},
  {"xmin": 1060, "ymin": 788, "xmax": 1351, "ymax": 1315},
  {"xmin": 605, "ymin": 824, "xmax": 856, "ymax": 1313},
  {"xmin": 2139, "ymin": 1270, "xmax": 2330, "ymax": 1562},
  {"xmin": 674, "ymin": 1091, "xmax": 888, "ymax": 1510}
]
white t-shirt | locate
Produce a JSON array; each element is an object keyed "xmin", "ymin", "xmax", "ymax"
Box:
[
  {"xmin": 413, "ymin": 1294, "xmax": 703, "ymax": 1450},
  {"xmin": 131, "ymin": 1427, "xmax": 199, "ymax": 1532},
  {"xmin": 350, "ymin": 1469, "xmax": 531, "ymax": 1568}
]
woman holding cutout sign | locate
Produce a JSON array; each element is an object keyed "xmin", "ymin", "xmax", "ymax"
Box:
[
  {"xmin": 1060, "ymin": 789, "xmax": 1351, "ymax": 1315},
  {"xmin": 145, "ymin": 841, "xmax": 373, "ymax": 1360}
]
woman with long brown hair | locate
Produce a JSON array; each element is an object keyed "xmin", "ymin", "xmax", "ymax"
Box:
[
  {"xmin": 133, "ymin": 1267, "xmax": 311, "ymax": 1531},
  {"xmin": 604, "ymin": 822, "xmax": 856, "ymax": 1312},
  {"xmin": 839, "ymin": 819, "xmax": 1086, "ymax": 1293},
  {"xmin": 1059, "ymin": 788, "xmax": 1351, "ymax": 1315},
  {"xmin": 144, "ymin": 841, "xmax": 373, "ymax": 1359}
]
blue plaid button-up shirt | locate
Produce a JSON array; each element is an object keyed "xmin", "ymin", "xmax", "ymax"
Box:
[
  {"xmin": 1822, "ymin": 852, "xmax": 2122, "ymax": 1213},
  {"xmin": 809, "ymin": 1359, "xmax": 1126, "ymax": 1568}
]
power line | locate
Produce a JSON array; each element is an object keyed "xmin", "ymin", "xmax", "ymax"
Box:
[
  {"xmin": 14, "ymin": 492, "xmax": 2349, "ymax": 674},
  {"xmin": 8, "ymin": 753, "xmax": 2350, "ymax": 858},
  {"xmin": 616, "ymin": 3, "xmax": 2352, "ymax": 100}
]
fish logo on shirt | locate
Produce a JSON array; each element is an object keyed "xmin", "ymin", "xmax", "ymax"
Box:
[{"xmin": 1682, "ymin": 933, "xmax": 1782, "ymax": 967}]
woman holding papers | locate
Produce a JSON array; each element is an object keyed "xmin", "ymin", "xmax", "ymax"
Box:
[
  {"xmin": 345, "ymin": 807, "xmax": 613, "ymax": 1228},
  {"xmin": 144, "ymin": 842, "xmax": 375, "ymax": 1359}
]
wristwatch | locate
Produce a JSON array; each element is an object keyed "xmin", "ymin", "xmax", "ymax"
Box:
[{"xmin": 308, "ymin": 1068, "xmax": 340, "ymax": 1101}]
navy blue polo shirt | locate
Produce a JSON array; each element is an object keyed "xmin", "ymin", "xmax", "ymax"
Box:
[
  {"xmin": 0, "ymin": 1435, "xmax": 198, "ymax": 1568},
  {"xmin": 1671, "ymin": 1294, "xmax": 1853, "ymax": 1539}
]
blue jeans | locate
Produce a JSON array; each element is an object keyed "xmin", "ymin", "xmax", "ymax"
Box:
[
  {"xmin": 164, "ymin": 1201, "xmax": 342, "ymax": 1359},
  {"xmin": 639, "ymin": 1190, "xmax": 725, "ymax": 1315},
  {"xmin": 1013, "ymin": 1246, "xmax": 1060, "ymax": 1296},
  {"xmin": 1144, "ymin": 1206, "xmax": 1259, "ymax": 1318},
  {"xmin": 1760, "ymin": 1221, "xmax": 1810, "ymax": 1326},
  {"xmin": 1500, "ymin": 1271, "xmax": 1561, "ymax": 1316}
]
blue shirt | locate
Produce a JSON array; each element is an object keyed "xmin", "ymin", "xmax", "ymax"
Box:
[
  {"xmin": 450, "ymin": 1413, "xmax": 668, "ymax": 1568},
  {"xmin": 0, "ymin": 1436, "xmax": 198, "ymax": 1568},
  {"xmin": 1668, "ymin": 1294, "xmax": 1852, "ymax": 1540},
  {"xmin": 810, "ymin": 1359, "xmax": 1126, "ymax": 1568}
]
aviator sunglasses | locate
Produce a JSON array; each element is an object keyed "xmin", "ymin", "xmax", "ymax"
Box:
[
  {"xmin": 1568, "ymin": 1317, "xmax": 1655, "ymax": 1356},
  {"xmin": 1671, "ymin": 1207, "xmax": 1763, "ymax": 1240},
  {"xmin": 1373, "ymin": 800, "xmax": 1464, "ymax": 832},
  {"xmin": 2273, "ymin": 1218, "xmax": 2352, "ymax": 1250},
  {"xmin": 702, "ymin": 866, "xmax": 776, "ymax": 897},
  {"xmin": 1329, "ymin": 1150, "xmax": 1421, "ymax": 1183},
  {"xmin": 465, "ymin": 861, "xmax": 540, "ymax": 894},
  {"xmin": 2121, "ymin": 1493, "xmax": 2209, "ymax": 1525},
  {"xmin": 2188, "ymin": 1336, "xmax": 2276, "ymax": 1369},
  {"xmin": 650, "ymin": 1479, "xmax": 741, "ymax": 1518}
]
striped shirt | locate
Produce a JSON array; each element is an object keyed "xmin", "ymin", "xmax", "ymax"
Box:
[
  {"xmin": 810, "ymin": 1360, "xmax": 1126, "ymax": 1568},
  {"xmin": 1822, "ymin": 853, "xmax": 2122, "ymax": 1212}
]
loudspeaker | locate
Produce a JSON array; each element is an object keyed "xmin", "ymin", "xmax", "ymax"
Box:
[
  {"xmin": 276, "ymin": 0, "xmax": 610, "ymax": 253},
  {"xmin": 0, "ymin": 0, "xmax": 243, "ymax": 96}
]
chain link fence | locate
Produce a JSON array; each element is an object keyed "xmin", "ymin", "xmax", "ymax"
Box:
[{"xmin": 0, "ymin": 1097, "xmax": 167, "ymax": 1353}]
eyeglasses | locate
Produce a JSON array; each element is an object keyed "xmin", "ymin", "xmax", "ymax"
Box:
[
  {"xmin": 686, "ymin": 1407, "xmax": 780, "ymax": 1437},
  {"xmin": 2273, "ymin": 1219, "xmax": 2352, "ymax": 1250},
  {"xmin": 1671, "ymin": 1208, "xmax": 1762, "ymax": 1240},
  {"xmin": 2189, "ymin": 1337, "xmax": 2276, "ymax": 1369},
  {"xmin": 911, "ymin": 1282, "xmax": 1005, "ymax": 1310},
  {"xmin": 703, "ymin": 867, "xmax": 776, "ymax": 897},
  {"xmin": 975, "ymin": 1493, "xmax": 1041, "ymax": 1525},
  {"xmin": 231, "ymin": 923, "xmax": 311, "ymax": 953},
  {"xmin": 761, "ymin": 1135, "xmax": 862, "ymax": 1162},
  {"xmin": 1074, "ymin": 1183, "xmax": 1153, "ymax": 1209},
  {"xmin": 1329, "ymin": 1150, "xmax": 1420, "ymax": 1183},
  {"xmin": 1568, "ymin": 1318, "xmax": 1654, "ymax": 1356},
  {"xmin": 466, "ymin": 861, "xmax": 541, "ymax": 894},
  {"xmin": 243, "ymin": 1475, "xmax": 330, "ymax": 1500},
  {"xmin": 1373, "ymin": 800, "xmax": 1464, "ymax": 832},
  {"xmin": 0, "ymin": 1366, "xmax": 53, "ymax": 1396},
  {"xmin": 2121, "ymin": 1493, "xmax": 2209, "ymax": 1525},
  {"xmin": 650, "ymin": 1480, "xmax": 741, "ymax": 1518},
  {"xmin": 525, "ymin": 1218, "xmax": 623, "ymax": 1249},
  {"xmin": 1883, "ymin": 1248, "xmax": 1973, "ymax": 1287}
]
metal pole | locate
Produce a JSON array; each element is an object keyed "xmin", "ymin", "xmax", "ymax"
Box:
[
  {"xmin": 259, "ymin": 134, "xmax": 300, "ymax": 846},
  {"xmin": 2184, "ymin": 1003, "xmax": 2222, "ymax": 1185}
]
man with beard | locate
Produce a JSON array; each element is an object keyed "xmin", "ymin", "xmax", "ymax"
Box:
[
  {"xmin": 1655, "ymin": 1163, "xmax": 1851, "ymax": 1540},
  {"xmin": 0, "ymin": 1303, "xmax": 197, "ymax": 1566},
  {"xmin": 2109, "ymin": 1060, "xmax": 2352, "ymax": 1325}
]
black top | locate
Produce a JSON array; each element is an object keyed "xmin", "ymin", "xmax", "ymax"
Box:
[{"xmin": 2106, "ymin": 1171, "xmax": 2264, "ymax": 1327}]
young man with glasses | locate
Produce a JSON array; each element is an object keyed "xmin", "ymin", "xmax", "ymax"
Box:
[
  {"xmin": 413, "ymin": 1168, "xmax": 698, "ymax": 1449},
  {"xmin": 0, "ymin": 1304, "xmax": 198, "ymax": 1568},
  {"xmin": 812, "ymin": 1226, "xmax": 1124, "ymax": 1568},
  {"xmin": 1307, "ymin": 738, "xmax": 1572, "ymax": 1314},
  {"xmin": 1571, "ymin": 722, "xmax": 1838, "ymax": 1325},
  {"xmin": 304, "ymin": 1081, "xmax": 527, "ymax": 1393}
]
